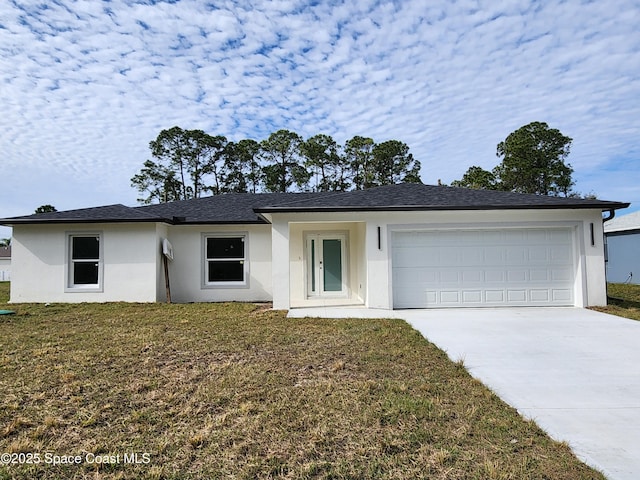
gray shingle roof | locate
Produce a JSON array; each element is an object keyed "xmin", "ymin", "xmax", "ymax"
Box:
[
  {"xmin": 1, "ymin": 204, "xmax": 166, "ymax": 224},
  {"xmin": 1, "ymin": 184, "xmax": 629, "ymax": 226},
  {"xmin": 604, "ymin": 210, "xmax": 640, "ymax": 234},
  {"xmin": 136, "ymin": 192, "xmax": 319, "ymax": 224},
  {"xmin": 255, "ymin": 184, "xmax": 629, "ymax": 213}
]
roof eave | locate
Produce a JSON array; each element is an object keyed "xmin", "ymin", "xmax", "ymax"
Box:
[
  {"xmin": 3, "ymin": 199, "xmax": 629, "ymax": 225},
  {"xmin": 0, "ymin": 218, "xmax": 173, "ymax": 226},
  {"xmin": 255, "ymin": 202, "xmax": 630, "ymax": 214},
  {"xmin": 605, "ymin": 227, "xmax": 640, "ymax": 235},
  {"xmin": 1, "ymin": 217, "xmax": 271, "ymax": 226},
  {"xmin": 173, "ymin": 219, "xmax": 269, "ymax": 225}
]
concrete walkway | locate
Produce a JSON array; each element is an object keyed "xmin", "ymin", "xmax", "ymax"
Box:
[{"xmin": 288, "ymin": 307, "xmax": 640, "ymax": 480}]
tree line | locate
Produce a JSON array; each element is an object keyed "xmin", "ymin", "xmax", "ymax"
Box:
[
  {"xmin": 451, "ymin": 121, "xmax": 577, "ymax": 197},
  {"xmin": 131, "ymin": 121, "xmax": 579, "ymax": 204},
  {"xmin": 131, "ymin": 127, "xmax": 422, "ymax": 203}
]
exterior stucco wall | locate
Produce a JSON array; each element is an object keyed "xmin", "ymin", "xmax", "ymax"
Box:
[
  {"xmin": 156, "ymin": 223, "xmax": 170, "ymax": 302},
  {"xmin": 270, "ymin": 208, "xmax": 608, "ymax": 309},
  {"xmin": 271, "ymin": 218, "xmax": 289, "ymax": 309},
  {"xmin": 605, "ymin": 231, "xmax": 640, "ymax": 284},
  {"xmin": 10, "ymin": 223, "xmax": 159, "ymax": 303},
  {"xmin": 8, "ymin": 207, "xmax": 608, "ymax": 308},
  {"xmin": 355, "ymin": 222, "xmax": 367, "ymax": 303},
  {"xmin": 165, "ymin": 224, "xmax": 272, "ymax": 303}
]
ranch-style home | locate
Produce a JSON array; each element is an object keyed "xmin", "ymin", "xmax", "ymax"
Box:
[{"xmin": 1, "ymin": 183, "xmax": 629, "ymax": 309}]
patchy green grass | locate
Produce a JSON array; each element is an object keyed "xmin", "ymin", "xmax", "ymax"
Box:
[
  {"xmin": 608, "ymin": 282, "xmax": 640, "ymax": 304},
  {"xmin": 0, "ymin": 282, "xmax": 8, "ymax": 304},
  {"xmin": 591, "ymin": 283, "xmax": 640, "ymax": 321},
  {"xmin": 0, "ymin": 284, "xmax": 603, "ymax": 479}
]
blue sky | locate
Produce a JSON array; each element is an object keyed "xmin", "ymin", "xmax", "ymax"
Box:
[{"xmin": 1, "ymin": 0, "xmax": 639, "ymax": 238}]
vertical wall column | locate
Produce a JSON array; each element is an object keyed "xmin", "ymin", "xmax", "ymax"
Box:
[
  {"xmin": 271, "ymin": 217, "xmax": 290, "ymax": 309},
  {"xmin": 366, "ymin": 222, "xmax": 392, "ymax": 309},
  {"xmin": 585, "ymin": 217, "xmax": 608, "ymax": 306}
]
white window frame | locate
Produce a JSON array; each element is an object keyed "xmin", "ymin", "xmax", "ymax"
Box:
[
  {"xmin": 65, "ymin": 232, "xmax": 104, "ymax": 292},
  {"xmin": 202, "ymin": 233, "xmax": 249, "ymax": 289}
]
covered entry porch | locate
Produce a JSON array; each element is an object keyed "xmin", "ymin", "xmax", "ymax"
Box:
[
  {"xmin": 289, "ymin": 221, "xmax": 366, "ymax": 308},
  {"xmin": 270, "ymin": 214, "xmax": 368, "ymax": 309}
]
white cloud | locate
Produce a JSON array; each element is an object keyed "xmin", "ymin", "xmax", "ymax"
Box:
[{"xmin": 0, "ymin": 0, "xmax": 639, "ymax": 238}]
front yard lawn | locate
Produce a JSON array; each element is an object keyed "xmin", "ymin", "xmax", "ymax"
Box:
[
  {"xmin": 0, "ymin": 282, "xmax": 603, "ymax": 479},
  {"xmin": 591, "ymin": 282, "xmax": 640, "ymax": 321}
]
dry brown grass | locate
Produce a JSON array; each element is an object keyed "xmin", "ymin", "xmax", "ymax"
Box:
[{"xmin": 0, "ymin": 282, "xmax": 604, "ymax": 479}]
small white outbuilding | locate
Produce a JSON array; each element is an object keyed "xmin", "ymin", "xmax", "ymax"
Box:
[{"xmin": 604, "ymin": 210, "xmax": 640, "ymax": 284}]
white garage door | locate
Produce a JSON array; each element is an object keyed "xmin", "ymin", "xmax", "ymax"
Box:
[{"xmin": 392, "ymin": 228, "xmax": 575, "ymax": 308}]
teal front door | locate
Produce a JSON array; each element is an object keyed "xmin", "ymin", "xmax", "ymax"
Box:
[{"xmin": 306, "ymin": 234, "xmax": 347, "ymax": 297}]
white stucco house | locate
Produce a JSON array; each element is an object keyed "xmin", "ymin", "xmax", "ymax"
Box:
[
  {"xmin": 604, "ymin": 210, "xmax": 640, "ymax": 284},
  {"xmin": 0, "ymin": 246, "xmax": 10, "ymax": 281},
  {"xmin": 0, "ymin": 184, "xmax": 629, "ymax": 309}
]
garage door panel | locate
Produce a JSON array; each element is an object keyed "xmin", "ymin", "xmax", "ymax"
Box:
[
  {"xmin": 440, "ymin": 270, "xmax": 459, "ymax": 283},
  {"xmin": 528, "ymin": 246, "xmax": 549, "ymax": 262},
  {"xmin": 552, "ymin": 289, "xmax": 572, "ymax": 302},
  {"xmin": 393, "ymin": 267, "xmax": 417, "ymax": 284},
  {"xmin": 395, "ymin": 268, "xmax": 441, "ymax": 284},
  {"xmin": 549, "ymin": 230, "xmax": 572, "ymax": 242},
  {"xmin": 482, "ymin": 230, "xmax": 503, "ymax": 243},
  {"xmin": 462, "ymin": 270, "xmax": 483, "ymax": 283},
  {"xmin": 417, "ymin": 232, "xmax": 446, "ymax": 246},
  {"xmin": 527, "ymin": 230, "xmax": 547, "ymax": 242},
  {"xmin": 505, "ymin": 246, "xmax": 528, "ymax": 264},
  {"xmin": 392, "ymin": 228, "xmax": 575, "ymax": 308},
  {"xmin": 506, "ymin": 230, "xmax": 527, "ymax": 242},
  {"xmin": 394, "ymin": 287, "xmax": 423, "ymax": 307},
  {"xmin": 394, "ymin": 249, "xmax": 442, "ymax": 268},
  {"xmin": 393, "ymin": 248, "xmax": 422, "ymax": 267},
  {"xmin": 425, "ymin": 291, "xmax": 437, "ymax": 304},
  {"xmin": 485, "ymin": 270, "xmax": 505, "ymax": 282},
  {"xmin": 419, "ymin": 269, "xmax": 439, "ymax": 283},
  {"xmin": 485, "ymin": 290, "xmax": 505, "ymax": 302},
  {"xmin": 439, "ymin": 247, "xmax": 458, "ymax": 264},
  {"xmin": 530, "ymin": 269, "xmax": 550, "ymax": 282},
  {"xmin": 551, "ymin": 246, "xmax": 573, "ymax": 262},
  {"xmin": 459, "ymin": 231, "xmax": 483, "ymax": 244},
  {"xmin": 530, "ymin": 289, "xmax": 550, "ymax": 302},
  {"xmin": 462, "ymin": 290, "xmax": 482, "ymax": 303},
  {"xmin": 507, "ymin": 270, "xmax": 528, "ymax": 282},
  {"xmin": 440, "ymin": 291, "xmax": 460, "ymax": 303},
  {"xmin": 461, "ymin": 247, "xmax": 484, "ymax": 265},
  {"xmin": 418, "ymin": 269, "xmax": 440, "ymax": 284},
  {"xmin": 507, "ymin": 290, "xmax": 527, "ymax": 302},
  {"xmin": 484, "ymin": 247, "xmax": 504, "ymax": 264},
  {"xmin": 551, "ymin": 268, "xmax": 572, "ymax": 281}
]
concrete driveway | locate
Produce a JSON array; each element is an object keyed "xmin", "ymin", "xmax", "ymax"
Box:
[{"xmin": 288, "ymin": 307, "xmax": 640, "ymax": 480}]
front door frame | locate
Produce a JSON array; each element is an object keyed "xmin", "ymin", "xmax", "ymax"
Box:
[{"xmin": 305, "ymin": 232, "xmax": 348, "ymax": 298}]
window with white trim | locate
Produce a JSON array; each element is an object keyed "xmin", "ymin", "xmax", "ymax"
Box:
[
  {"xmin": 68, "ymin": 233, "xmax": 102, "ymax": 289},
  {"xmin": 204, "ymin": 234, "xmax": 247, "ymax": 286}
]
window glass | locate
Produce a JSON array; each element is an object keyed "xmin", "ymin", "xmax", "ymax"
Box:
[
  {"xmin": 72, "ymin": 236, "xmax": 99, "ymax": 259},
  {"xmin": 73, "ymin": 262, "xmax": 99, "ymax": 284},
  {"xmin": 310, "ymin": 238, "xmax": 315, "ymax": 292},
  {"xmin": 208, "ymin": 261, "xmax": 244, "ymax": 282},
  {"xmin": 322, "ymin": 239, "xmax": 343, "ymax": 292},
  {"xmin": 207, "ymin": 237, "xmax": 244, "ymax": 259}
]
